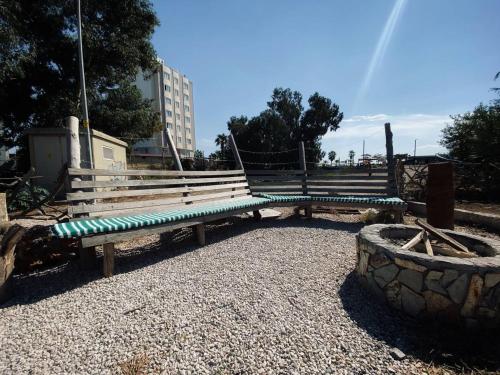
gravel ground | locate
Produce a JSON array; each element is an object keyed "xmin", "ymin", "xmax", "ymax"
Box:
[{"xmin": 1, "ymin": 210, "xmax": 499, "ymax": 374}]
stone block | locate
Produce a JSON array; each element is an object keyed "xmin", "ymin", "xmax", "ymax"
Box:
[
  {"xmin": 461, "ymin": 274, "xmax": 484, "ymax": 317},
  {"xmin": 425, "ymin": 271, "xmax": 447, "ymax": 295},
  {"xmin": 373, "ymin": 264, "xmax": 399, "ymax": 289},
  {"xmin": 0, "ymin": 193, "xmax": 7, "ymax": 222},
  {"xmin": 401, "ymin": 285, "xmax": 426, "ymax": 317},
  {"xmin": 370, "ymin": 252, "xmax": 390, "ymax": 268},
  {"xmin": 394, "ymin": 257, "xmax": 427, "ymax": 272},
  {"xmin": 423, "ymin": 290, "xmax": 453, "ymax": 314},
  {"xmin": 398, "ymin": 269, "xmax": 424, "ymax": 292},
  {"xmin": 447, "ymin": 273, "xmax": 469, "ymax": 304},
  {"xmin": 384, "ymin": 280, "xmax": 402, "ymax": 309},
  {"xmin": 357, "ymin": 250, "xmax": 369, "ymax": 276},
  {"xmin": 484, "ymin": 273, "xmax": 500, "ymax": 289}
]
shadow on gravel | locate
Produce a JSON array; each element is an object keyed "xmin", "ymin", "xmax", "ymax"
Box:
[
  {"xmin": 3, "ymin": 215, "xmax": 362, "ymax": 308},
  {"xmin": 339, "ymin": 271, "xmax": 500, "ymax": 373}
]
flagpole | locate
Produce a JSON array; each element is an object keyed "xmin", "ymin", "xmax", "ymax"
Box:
[{"xmin": 77, "ymin": 0, "xmax": 94, "ymax": 168}]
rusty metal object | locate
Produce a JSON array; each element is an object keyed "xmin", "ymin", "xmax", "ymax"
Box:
[{"xmin": 426, "ymin": 162, "xmax": 454, "ymax": 229}]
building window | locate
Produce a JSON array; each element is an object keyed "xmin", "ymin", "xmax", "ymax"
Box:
[
  {"xmin": 102, "ymin": 146, "xmax": 114, "ymax": 160},
  {"xmin": 186, "ymin": 128, "xmax": 191, "ymax": 134},
  {"xmin": 185, "ymin": 116, "xmax": 191, "ymax": 123},
  {"xmin": 184, "ymin": 105, "xmax": 190, "ymax": 112},
  {"xmin": 174, "ymin": 77, "xmax": 179, "ymax": 84},
  {"xmin": 166, "ymin": 110, "xmax": 172, "ymax": 117},
  {"xmin": 176, "ymin": 125, "xmax": 181, "ymax": 132},
  {"xmin": 166, "ymin": 122, "xmax": 173, "ymax": 129},
  {"xmin": 166, "ymin": 98, "xmax": 171, "ymax": 105},
  {"xmin": 175, "ymin": 101, "xmax": 180, "ymax": 108},
  {"xmin": 176, "ymin": 113, "xmax": 180, "ymax": 120},
  {"xmin": 184, "ymin": 94, "xmax": 189, "ymax": 101},
  {"xmin": 177, "ymin": 136, "xmax": 182, "ymax": 143},
  {"xmin": 183, "ymin": 83, "xmax": 189, "ymax": 90},
  {"xmin": 165, "ymin": 84, "xmax": 171, "ymax": 92},
  {"xmin": 175, "ymin": 89, "xmax": 179, "ymax": 97},
  {"xmin": 187, "ymin": 138, "xmax": 192, "ymax": 145},
  {"xmin": 164, "ymin": 72, "xmax": 170, "ymax": 80}
]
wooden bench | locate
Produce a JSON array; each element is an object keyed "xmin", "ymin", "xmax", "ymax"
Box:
[
  {"xmin": 246, "ymin": 167, "xmax": 407, "ymax": 219},
  {"xmin": 52, "ymin": 168, "xmax": 269, "ymax": 276}
]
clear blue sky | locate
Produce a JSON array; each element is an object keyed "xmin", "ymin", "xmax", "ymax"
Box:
[{"xmin": 151, "ymin": 0, "xmax": 500, "ymax": 160}]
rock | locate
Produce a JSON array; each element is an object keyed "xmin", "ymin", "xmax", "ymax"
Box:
[
  {"xmin": 441, "ymin": 269, "xmax": 459, "ymax": 288},
  {"xmin": 384, "ymin": 280, "xmax": 402, "ymax": 309},
  {"xmin": 394, "ymin": 258, "xmax": 426, "ymax": 273},
  {"xmin": 425, "ymin": 271, "xmax": 447, "ymax": 295},
  {"xmin": 446, "ymin": 274, "xmax": 469, "ymax": 304},
  {"xmin": 369, "ymin": 252, "xmax": 390, "ymax": 268},
  {"xmin": 357, "ymin": 250, "xmax": 369, "ymax": 276},
  {"xmin": 366, "ymin": 272, "xmax": 385, "ymax": 299},
  {"xmin": 423, "ymin": 291, "xmax": 453, "ymax": 314},
  {"xmin": 477, "ymin": 307, "xmax": 496, "ymax": 319},
  {"xmin": 397, "ymin": 269, "xmax": 423, "ymax": 292},
  {"xmin": 484, "ymin": 273, "xmax": 500, "ymax": 289},
  {"xmin": 401, "ymin": 285, "xmax": 426, "ymax": 317},
  {"xmin": 373, "ymin": 264, "xmax": 399, "ymax": 288},
  {"xmin": 460, "ymin": 274, "xmax": 484, "ymax": 317},
  {"xmin": 389, "ymin": 348, "xmax": 406, "ymax": 361}
]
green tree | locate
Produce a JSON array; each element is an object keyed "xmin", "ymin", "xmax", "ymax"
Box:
[
  {"xmin": 328, "ymin": 151, "xmax": 336, "ymax": 165},
  {"xmin": 228, "ymin": 88, "xmax": 343, "ymax": 167},
  {"xmin": 0, "ymin": 0, "xmax": 160, "ymax": 147},
  {"xmin": 441, "ymin": 102, "xmax": 500, "ymax": 163},
  {"xmin": 349, "ymin": 150, "xmax": 355, "ymax": 165},
  {"xmin": 215, "ymin": 134, "xmax": 228, "ymax": 155}
]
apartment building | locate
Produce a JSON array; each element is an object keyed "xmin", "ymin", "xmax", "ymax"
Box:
[{"xmin": 133, "ymin": 58, "xmax": 195, "ymax": 158}]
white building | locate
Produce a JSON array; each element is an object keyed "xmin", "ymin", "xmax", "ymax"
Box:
[{"xmin": 133, "ymin": 58, "xmax": 195, "ymax": 158}]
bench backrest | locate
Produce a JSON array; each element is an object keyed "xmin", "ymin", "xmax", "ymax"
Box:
[
  {"xmin": 66, "ymin": 168, "xmax": 251, "ymax": 219},
  {"xmin": 246, "ymin": 168, "xmax": 390, "ymax": 196}
]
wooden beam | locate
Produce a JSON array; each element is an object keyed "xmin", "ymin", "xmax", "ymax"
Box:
[
  {"xmin": 298, "ymin": 141, "xmax": 307, "ymax": 195},
  {"xmin": 415, "ymin": 219, "xmax": 470, "ymax": 253},
  {"xmin": 102, "ymin": 243, "xmax": 114, "ymax": 277},
  {"xmin": 401, "ymin": 230, "xmax": 424, "ymax": 250},
  {"xmin": 68, "ymin": 168, "xmax": 245, "ymax": 177},
  {"xmin": 229, "ymin": 133, "xmax": 243, "ymax": 170},
  {"xmin": 78, "ymin": 243, "xmax": 96, "ymax": 270},
  {"xmin": 422, "ymin": 231, "xmax": 434, "ymax": 256},
  {"xmin": 165, "ymin": 128, "xmax": 183, "ymax": 171},
  {"xmin": 384, "ymin": 122, "xmax": 397, "ymax": 196}
]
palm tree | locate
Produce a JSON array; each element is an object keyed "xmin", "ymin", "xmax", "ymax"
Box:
[
  {"xmin": 328, "ymin": 151, "xmax": 336, "ymax": 165},
  {"xmin": 215, "ymin": 134, "xmax": 228, "ymax": 155}
]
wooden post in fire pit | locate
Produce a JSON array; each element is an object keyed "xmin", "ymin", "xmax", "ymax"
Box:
[{"xmin": 426, "ymin": 162, "xmax": 454, "ymax": 229}]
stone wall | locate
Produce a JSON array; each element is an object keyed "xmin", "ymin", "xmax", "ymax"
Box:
[{"xmin": 356, "ymin": 224, "xmax": 500, "ymax": 329}]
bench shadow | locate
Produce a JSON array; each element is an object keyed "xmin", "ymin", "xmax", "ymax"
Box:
[
  {"xmin": 3, "ymin": 215, "xmax": 362, "ymax": 308},
  {"xmin": 339, "ymin": 271, "xmax": 500, "ymax": 372}
]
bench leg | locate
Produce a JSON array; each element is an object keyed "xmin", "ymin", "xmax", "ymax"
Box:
[
  {"xmin": 195, "ymin": 224, "xmax": 206, "ymax": 246},
  {"xmin": 103, "ymin": 243, "xmax": 115, "ymax": 277},
  {"xmin": 305, "ymin": 206, "xmax": 313, "ymax": 219},
  {"xmin": 253, "ymin": 210, "xmax": 262, "ymax": 220},
  {"xmin": 79, "ymin": 244, "xmax": 96, "ymax": 270}
]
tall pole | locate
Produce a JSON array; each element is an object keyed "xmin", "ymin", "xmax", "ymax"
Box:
[
  {"xmin": 413, "ymin": 139, "xmax": 417, "ymax": 159},
  {"xmin": 362, "ymin": 139, "xmax": 365, "ymax": 162},
  {"xmin": 77, "ymin": 0, "xmax": 94, "ymax": 168}
]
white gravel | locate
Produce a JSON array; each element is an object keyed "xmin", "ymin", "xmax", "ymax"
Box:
[{"xmin": 0, "ymin": 212, "xmax": 495, "ymax": 374}]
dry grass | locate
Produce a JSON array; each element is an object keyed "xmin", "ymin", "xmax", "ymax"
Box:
[{"xmin": 118, "ymin": 353, "xmax": 150, "ymax": 375}]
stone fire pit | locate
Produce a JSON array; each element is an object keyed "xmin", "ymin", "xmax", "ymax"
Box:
[{"xmin": 356, "ymin": 224, "xmax": 500, "ymax": 329}]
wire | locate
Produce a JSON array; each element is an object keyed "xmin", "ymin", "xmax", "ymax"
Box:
[{"xmin": 238, "ymin": 148, "xmax": 298, "ymax": 155}]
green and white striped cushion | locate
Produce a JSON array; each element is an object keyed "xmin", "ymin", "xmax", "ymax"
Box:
[
  {"xmin": 257, "ymin": 193, "xmax": 312, "ymax": 203},
  {"xmin": 52, "ymin": 197, "xmax": 270, "ymax": 239},
  {"xmin": 309, "ymin": 195, "xmax": 405, "ymax": 206}
]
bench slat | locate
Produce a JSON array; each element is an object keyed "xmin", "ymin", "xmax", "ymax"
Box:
[
  {"xmin": 71, "ymin": 176, "xmax": 247, "ymax": 189},
  {"xmin": 67, "ymin": 182, "xmax": 249, "ymax": 201},
  {"xmin": 69, "ymin": 189, "xmax": 252, "ymax": 215},
  {"xmin": 68, "ymin": 168, "xmax": 245, "ymax": 177}
]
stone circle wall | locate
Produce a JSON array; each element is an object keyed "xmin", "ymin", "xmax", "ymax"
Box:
[{"xmin": 356, "ymin": 224, "xmax": 500, "ymax": 329}]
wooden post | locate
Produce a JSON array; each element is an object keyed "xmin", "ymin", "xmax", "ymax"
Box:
[
  {"xmin": 195, "ymin": 224, "xmax": 205, "ymax": 246},
  {"xmin": 299, "ymin": 141, "xmax": 312, "ymax": 218},
  {"xmin": 102, "ymin": 243, "xmax": 114, "ymax": 277},
  {"xmin": 228, "ymin": 133, "xmax": 243, "ymax": 170},
  {"xmin": 165, "ymin": 128, "xmax": 183, "ymax": 171},
  {"xmin": 426, "ymin": 162, "xmax": 454, "ymax": 229},
  {"xmin": 384, "ymin": 123, "xmax": 397, "ymax": 196},
  {"xmin": 0, "ymin": 193, "xmax": 7, "ymax": 223}
]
